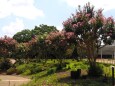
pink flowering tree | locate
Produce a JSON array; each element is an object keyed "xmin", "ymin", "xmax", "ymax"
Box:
[
  {"xmin": 0, "ymin": 35, "xmax": 17, "ymax": 58},
  {"xmin": 45, "ymin": 31, "xmax": 76, "ymax": 66},
  {"xmin": 63, "ymin": 3, "xmax": 115, "ymax": 67},
  {"xmin": 15, "ymin": 43, "xmax": 29, "ymax": 57}
]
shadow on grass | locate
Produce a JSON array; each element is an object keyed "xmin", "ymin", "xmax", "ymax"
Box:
[
  {"xmin": 57, "ymin": 76, "xmax": 78, "ymax": 86},
  {"xmin": 57, "ymin": 76, "xmax": 112, "ymax": 86}
]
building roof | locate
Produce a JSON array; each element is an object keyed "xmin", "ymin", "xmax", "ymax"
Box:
[{"xmin": 99, "ymin": 41, "xmax": 115, "ymax": 55}]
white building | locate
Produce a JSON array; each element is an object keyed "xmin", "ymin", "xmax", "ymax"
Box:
[{"xmin": 98, "ymin": 41, "xmax": 115, "ymax": 59}]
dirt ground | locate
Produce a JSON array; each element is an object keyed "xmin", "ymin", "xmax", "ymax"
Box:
[
  {"xmin": 96, "ymin": 58, "xmax": 115, "ymax": 64},
  {"xmin": 0, "ymin": 75, "xmax": 30, "ymax": 86}
]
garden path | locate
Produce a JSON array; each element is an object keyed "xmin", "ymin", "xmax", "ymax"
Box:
[{"xmin": 0, "ymin": 75, "xmax": 30, "ymax": 86}]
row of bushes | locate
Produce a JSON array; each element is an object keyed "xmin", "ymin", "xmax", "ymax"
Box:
[
  {"xmin": 6, "ymin": 63, "xmax": 44, "ymax": 75},
  {"xmin": 0, "ymin": 58, "xmax": 114, "ymax": 78}
]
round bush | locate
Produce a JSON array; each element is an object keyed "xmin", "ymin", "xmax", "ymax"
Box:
[
  {"xmin": 16, "ymin": 64, "xmax": 26, "ymax": 74},
  {"xmin": 6, "ymin": 67, "xmax": 16, "ymax": 75},
  {"xmin": 0, "ymin": 58, "xmax": 12, "ymax": 71},
  {"xmin": 47, "ymin": 67, "xmax": 56, "ymax": 74},
  {"xmin": 88, "ymin": 63, "xmax": 104, "ymax": 77}
]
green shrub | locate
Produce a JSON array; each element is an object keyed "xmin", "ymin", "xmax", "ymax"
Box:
[
  {"xmin": 66, "ymin": 62, "xmax": 88, "ymax": 71},
  {"xmin": 29, "ymin": 64, "xmax": 43, "ymax": 74},
  {"xmin": 6, "ymin": 67, "xmax": 16, "ymax": 75},
  {"xmin": 22, "ymin": 69, "xmax": 31, "ymax": 75},
  {"xmin": 88, "ymin": 63, "xmax": 104, "ymax": 77},
  {"xmin": 16, "ymin": 63, "xmax": 44, "ymax": 75},
  {"xmin": 47, "ymin": 67, "xmax": 56, "ymax": 74},
  {"xmin": 16, "ymin": 64, "xmax": 26, "ymax": 74},
  {"xmin": 0, "ymin": 58, "xmax": 12, "ymax": 71},
  {"xmin": 31, "ymin": 66, "xmax": 43, "ymax": 74}
]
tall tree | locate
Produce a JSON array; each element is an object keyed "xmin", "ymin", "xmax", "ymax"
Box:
[
  {"xmin": 13, "ymin": 29, "xmax": 32, "ymax": 43},
  {"xmin": 31, "ymin": 24, "xmax": 58, "ymax": 36},
  {"xmin": 0, "ymin": 35, "xmax": 17, "ymax": 58},
  {"xmin": 46, "ymin": 31, "xmax": 76, "ymax": 65},
  {"xmin": 13, "ymin": 24, "xmax": 57, "ymax": 43},
  {"xmin": 63, "ymin": 2, "xmax": 115, "ymax": 66}
]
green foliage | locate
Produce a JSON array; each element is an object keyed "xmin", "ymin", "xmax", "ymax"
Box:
[
  {"xmin": 66, "ymin": 61, "xmax": 88, "ymax": 71},
  {"xmin": 16, "ymin": 63, "xmax": 43, "ymax": 75},
  {"xmin": 6, "ymin": 67, "xmax": 16, "ymax": 75},
  {"xmin": 15, "ymin": 43, "xmax": 30, "ymax": 59},
  {"xmin": 13, "ymin": 29, "xmax": 32, "ymax": 43},
  {"xmin": 16, "ymin": 64, "xmax": 26, "ymax": 74},
  {"xmin": 13, "ymin": 24, "xmax": 57, "ymax": 43},
  {"xmin": 0, "ymin": 58, "xmax": 12, "ymax": 71},
  {"xmin": 21, "ymin": 60, "xmax": 113, "ymax": 86},
  {"xmin": 31, "ymin": 24, "xmax": 57, "ymax": 36},
  {"xmin": 22, "ymin": 69, "xmax": 31, "ymax": 75},
  {"xmin": 88, "ymin": 63, "xmax": 104, "ymax": 77},
  {"xmin": 47, "ymin": 67, "xmax": 57, "ymax": 75}
]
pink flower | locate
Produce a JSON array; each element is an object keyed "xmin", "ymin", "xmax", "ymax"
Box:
[
  {"xmin": 72, "ymin": 24, "xmax": 78, "ymax": 28},
  {"xmin": 107, "ymin": 17, "xmax": 114, "ymax": 24},
  {"xmin": 88, "ymin": 18, "xmax": 96, "ymax": 24},
  {"xmin": 85, "ymin": 13, "xmax": 90, "ymax": 17}
]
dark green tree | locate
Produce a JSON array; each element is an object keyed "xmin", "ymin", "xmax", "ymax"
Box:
[
  {"xmin": 13, "ymin": 29, "xmax": 32, "ymax": 43},
  {"xmin": 31, "ymin": 24, "xmax": 57, "ymax": 36}
]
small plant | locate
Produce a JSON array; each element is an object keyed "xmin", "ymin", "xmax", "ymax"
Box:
[
  {"xmin": 47, "ymin": 67, "xmax": 56, "ymax": 74},
  {"xmin": 16, "ymin": 64, "xmax": 26, "ymax": 74},
  {"xmin": 6, "ymin": 67, "xmax": 16, "ymax": 75},
  {"xmin": 66, "ymin": 62, "xmax": 88, "ymax": 71},
  {"xmin": 22, "ymin": 69, "xmax": 31, "ymax": 75}
]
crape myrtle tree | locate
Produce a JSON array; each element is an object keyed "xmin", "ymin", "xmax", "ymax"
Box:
[
  {"xmin": 0, "ymin": 36, "xmax": 16, "ymax": 71},
  {"xmin": 0, "ymin": 35, "xmax": 17, "ymax": 58},
  {"xmin": 45, "ymin": 31, "xmax": 76, "ymax": 66},
  {"xmin": 27, "ymin": 37, "xmax": 38, "ymax": 59},
  {"xmin": 15, "ymin": 42, "xmax": 30, "ymax": 63},
  {"xmin": 14, "ymin": 36, "xmax": 40, "ymax": 63},
  {"xmin": 28, "ymin": 34, "xmax": 48, "ymax": 62},
  {"xmin": 63, "ymin": 2, "xmax": 115, "ymax": 67}
]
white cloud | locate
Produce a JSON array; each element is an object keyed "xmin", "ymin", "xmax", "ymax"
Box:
[
  {"xmin": 63, "ymin": 0, "xmax": 115, "ymax": 12},
  {"xmin": 1, "ymin": 18, "xmax": 24, "ymax": 37},
  {"xmin": 0, "ymin": 0, "xmax": 44, "ymax": 19}
]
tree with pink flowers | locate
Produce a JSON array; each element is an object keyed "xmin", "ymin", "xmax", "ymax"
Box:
[
  {"xmin": 45, "ymin": 31, "xmax": 76, "ymax": 65},
  {"xmin": 0, "ymin": 35, "xmax": 17, "ymax": 58},
  {"xmin": 63, "ymin": 2, "xmax": 115, "ymax": 68}
]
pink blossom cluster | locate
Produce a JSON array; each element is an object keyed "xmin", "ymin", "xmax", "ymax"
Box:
[
  {"xmin": 72, "ymin": 22, "xmax": 84, "ymax": 29},
  {"xmin": 65, "ymin": 32, "xmax": 75, "ymax": 40},
  {"xmin": 45, "ymin": 31, "xmax": 76, "ymax": 47},
  {"xmin": 62, "ymin": 18, "xmax": 72, "ymax": 27},
  {"xmin": 45, "ymin": 31, "xmax": 65, "ymax": 45},
  {"xmin": 88, "ymin": 18, "xmax": 96, "ymax": 24},
  {"xmin": 106, "ymin": 17, "xmax": 114, "ymax": 24},
  {"xmin": 0, "ymin": 35, "xmax": 17, "ymax": 46}
]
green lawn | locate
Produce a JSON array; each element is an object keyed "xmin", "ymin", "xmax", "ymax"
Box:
[{"xmin": 16, "ymin": 59, "xmax": 114, "ymax": 86}]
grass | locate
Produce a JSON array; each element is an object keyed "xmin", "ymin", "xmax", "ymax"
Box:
[
  {"xmin": 22, "ymin": 70, "xmax": 111, "ymax": 86},
  {"xmin": 19, "ymin": 59, "xmax": 114, "ymax": 86}
]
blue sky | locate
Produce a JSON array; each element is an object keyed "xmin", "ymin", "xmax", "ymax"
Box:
[{"xmin": 0, "ymin": 0, "xmax": 115, "ymax": 37}]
